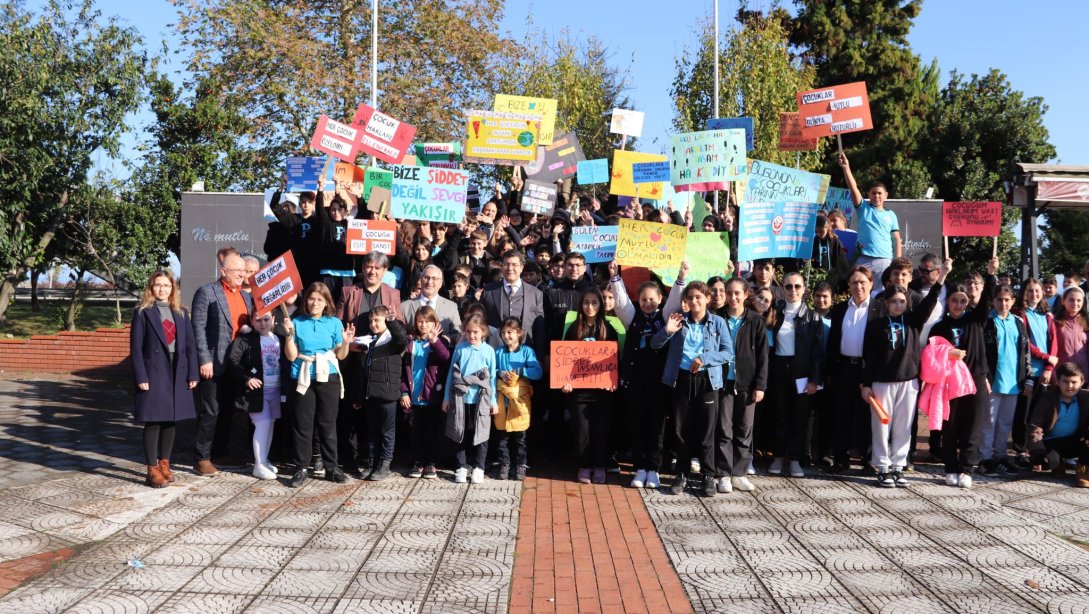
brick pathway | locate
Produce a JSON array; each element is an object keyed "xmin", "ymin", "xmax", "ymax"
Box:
[{"xmin": 512, "ymin": 466, "xmax": 693, "ymax": 613}]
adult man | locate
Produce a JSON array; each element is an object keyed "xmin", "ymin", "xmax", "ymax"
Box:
[
  {"xmin": 191, "ymin": 250, "xmax": 255, "ymax": 475},
  {"xmin": 401, "ymin": 264, "xmax": 461, "ymax": 337},
  {"xmin": 482, "ymin": 250, "xmax": 546, "ymax": 358},
  {"xmin": 240, "ymin": 255, "xmax": 261, "ymax": 293},
  {"xmin": 337, "ymin": 252, "xmax": 404, "ymax": 326}
]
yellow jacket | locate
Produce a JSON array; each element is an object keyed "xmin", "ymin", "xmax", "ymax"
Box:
[{"xmin": 494, "ymin": 374, "xmax": 533, "ymax": 432}]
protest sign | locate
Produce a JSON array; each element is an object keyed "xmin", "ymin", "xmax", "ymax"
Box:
[
  {"xmin": 390, "ymin": 165, "xmax": 468, "ymax": 223},
  {"xmin": 706, "ymin": 117, "xmax": 755, "ymax": 150},
  {"xmin": 570, "ymin": 226, "xmax": 619, "ymax": 264},
  {"xmin": 616, "ymin": 219, "xmax": 687, "ymax": 269},
  {"xmin": 610, "ymin": 109, "xmax": 645, "ymax": 137},
  {"xmin": 632, "ymin": 161, "xmax": 671, "ymax": 184},
  {"xmin": 526, "ymin": 132, "xmax": 585, "ymax": 184},
  {"xmin": 414, "ymin": 142, "xmax": 462, "ymax": 168},
  {"xmin": 367, "ymin": 186, "xmax": 391, "ymax": 214},
  {"xmin": 610, "ymin": 150, "xmax": 667, "ymax": 198},
  {"xmin": 878, "ymin": 199, "xmax": 943, "ymax": 263},
  {"xmin": 351, "ymin": 103, "xmax": 416, "ymax": 164},
  {"xmin": 494, "ymin": 95, "xmax": 559, "ymax": 145},
  {"xmin": 310, "ymin": 115, "xmax": 361, "ymax": 162},
  {"xmin": 333, "ymin": 162, "xmax": 366, "ymax": 209},
  {"xmin": 942, "ymin": 201, "xmax": 1002, "ymax": 237},
  {"xmin": 346, "ymin": 219, "xmax": 398, "ymax": 255},
  {"xmin": 796, "ymin": 81, "xmax": 873, "ymax": 139},
  {"xmin": 737, "ymin": 202, "xmax": 818, "ymax": 262},
  {"xmin": 249, "ymin": 251, "xmax": 304, "ymax": 317},
  {"xmin": 670, "ymin": 129, "xmax": 747, "ymax": 191},
  {"xmin": 691, "ymin": 193, "xmax": 711, "ymax": 227},
  {"xmin": 834, "ymin": 229, "xmax": 858, "ymax": 260},
  {"xmin": 464, "ymin": 110, "xmax": 541, "ymax": 165},
  {"xmin": 744, "ymin": 159, "xmax": 830, "ymax": 205},
  {"xmin": 285, "ymin": 157, "xmax": 329, "ymax": 191},
  {"xmin": 577, "ymin": 159, "xmax": 609, "ymax": 185},
  {"xmin": 653, "ymin": 232, "xmax": 730, "ymax": 286},
  {"xmin": 550, "ymin": 341, "xmax": 619, "ymax": 389},
  {"xmin": 521, "ymin": 179, "xmax": 558, "ymax": 216},
  {"xmin": 778, "ymin": 112, "xmax": 818, "ymax": 151},
  {"xmin": 363, "ymin": 167, "xmax": 393, "ymax": 202}
]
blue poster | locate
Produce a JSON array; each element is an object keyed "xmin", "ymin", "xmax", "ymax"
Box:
[
  {"xmin": 285, "ymin": 157, "xmax": 329, "ymax": 191},
  {"xmin": 631, "ymin": 161, "xmax": 670, "ymax": 184},
  {"xmin": 569, "ymin": 226, "xmax": 618, "ymax": 264},
  {"xmin": 834, "ymin": 229, "xmax": 858, "ymax": 260},
  {"xmin": 737, "ymin": 201, "xmax": 818, "ymax": 262},
  {"xmin": 705, "ymin": 117, "xmax": 755, "ymax": 151},
  {"xmin": 823, "ymin": 186, "xmax": 855, "ymax": 226},
  {"xmin": 577, "ymin": 159, "xmax": 609, "ymax": 185}
]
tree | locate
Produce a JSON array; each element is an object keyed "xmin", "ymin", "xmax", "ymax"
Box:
[
  {"xmin": 1040, "ymin": 210, "xmax": 1089, "ymax": 277},
  {"xmin": 672, "ymin": 10, "xmax": 826, "ymax": 169},
  {"xmin": 0, "ymin": 0, "xmax": 149, "ymax": 322}
]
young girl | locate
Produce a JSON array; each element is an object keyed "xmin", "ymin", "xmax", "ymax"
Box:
[
  {"xmin": 354, "ymin": 305, "xmax": 408, "ymax": 481},
  {"xmin": 861, "ymin": 259, "xmax": 949, "ymax": 487},
  {"xmin": 562, "ymin": 287, "xmax": 620, "ymax": 485},
  {"xmin": 1012, "ymin": 279, "xmax": 1059, "ymax": 462},
  {"xmin": 1053, "ymin": 286, "xmax": 1089, "ymax": 382},
  {"xmin": 494, "ymin": 317, "xmax": 543, "ymax": 481},
  {"xmin": 443, "ymin": 314, "xmax": 499, "ymax": 484},
  {"xmin": 226, "ymin": 312, "xmax": 287, "ymax": 480},
  {"xmin": 979, "ymin": 286, "xmax": 1032, "ymax": 476},
  {"xmin": 402, "ymin": 306, "xmax": 453, "ymax": 479}
]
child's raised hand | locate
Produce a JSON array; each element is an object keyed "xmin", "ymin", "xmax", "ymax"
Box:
[
  {"xmin": 665, "ymin": 312, "xmax": 683, "ymax": 334},
  {"xmin": 343, "ymin": 323, "xmax": 356, "ymax": 344},
  {"xmin": 562, "ymin": 382, "xmax": 573, "ymax": 393}
]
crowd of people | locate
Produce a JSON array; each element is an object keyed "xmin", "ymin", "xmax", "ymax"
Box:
[{"xmin": 129, "ymin": 153, "xmax": 1089, "ymax": 496}]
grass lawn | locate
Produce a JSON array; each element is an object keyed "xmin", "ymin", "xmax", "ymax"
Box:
[{"xmin": 0, "ymin": 300, "xmax": 127, "ymax": 339}]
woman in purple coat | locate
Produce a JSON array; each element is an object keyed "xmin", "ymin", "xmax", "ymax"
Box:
[{"xmin": 130, "ymin": 271, "xmax": 199, "ymax": 488}]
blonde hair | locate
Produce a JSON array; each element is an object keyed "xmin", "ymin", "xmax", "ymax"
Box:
[{"xmin": 139, "ymin": 271, "xmax": 182, "ymax": 312}]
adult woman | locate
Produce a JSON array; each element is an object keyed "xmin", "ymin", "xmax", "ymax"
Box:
[
  {"xmin": 285, "ymin": 282, "xmax": 355, "ymax": 487},
  {"xmin": 130, "ymin": 271, "xmax": 199, "ymax": 487}
]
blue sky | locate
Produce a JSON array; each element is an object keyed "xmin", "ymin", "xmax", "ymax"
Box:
[{"xmin": 89, "ymin": 0, "xmax": 1085, "ymax": 171}]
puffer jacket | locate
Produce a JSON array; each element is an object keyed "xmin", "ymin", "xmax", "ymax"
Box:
[{"xmin": 918, "ymin": 336, "xmax": 977, "ymax": 430}]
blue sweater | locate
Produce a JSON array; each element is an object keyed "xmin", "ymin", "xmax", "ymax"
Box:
[
  {"xmin": 497, "ymin": 344, "xmax": 544, "ymax": 381},
  {"xmin": 444, "ymin": 341, "xmax": 498, "ymax": 407}
]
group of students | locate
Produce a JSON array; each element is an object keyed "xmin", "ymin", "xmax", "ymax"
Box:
[{"xmin": 128, "ymin": 152, "xmax": 1089, "ymax": 495}]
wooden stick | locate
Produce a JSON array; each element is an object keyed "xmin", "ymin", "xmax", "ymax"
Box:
[
  {"xmin": 943, "ymin": 236, "xmax": 949, "ymax": 260},
  {"xmin": 795, "ymin": 151, "xmax": 801, "ymax": 169},
  {"xmin": 621, "ymin": 135, "xmax": 628, "ymax": 151},
  {"xmin": 992, "ymin": 236, "xmax": 998, "ymax": 258},
  {"xmin": 836, "ymin": 134, "xmax": 844, "ymax": 157},
  {"xmin": 319, "ymin": 156, "xmax": 333, "ymax": 190}
]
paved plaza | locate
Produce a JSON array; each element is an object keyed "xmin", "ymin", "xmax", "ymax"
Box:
[{"xmin": 0, "ymin": 374, "xmax": 1088, "ymax": 612}]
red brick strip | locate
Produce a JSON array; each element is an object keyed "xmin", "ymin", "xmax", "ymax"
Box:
[
  {"xmin": 0, "ymin": 547, "xmax": 78, "ymax": 597},
  {"xmin": 511, "ymin": 467, "xmax": 694, "ymax": 613}
]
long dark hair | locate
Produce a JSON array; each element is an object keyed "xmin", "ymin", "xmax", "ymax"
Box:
[
  {"xmin": 572, "ymin": 287, "xmax": 608, "ymax": 341},
  {"xmin": 1054, "ymin": 286, "xmax": 1089, "ymax": 332},
  {"xmin": 1015, "ymin": 278, "xmax": 1047, "ymax": 315}
]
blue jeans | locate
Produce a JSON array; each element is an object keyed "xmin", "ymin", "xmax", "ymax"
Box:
[{"xmin": 856, "ymin": 256, "xmax": 891, "ymax": 283}]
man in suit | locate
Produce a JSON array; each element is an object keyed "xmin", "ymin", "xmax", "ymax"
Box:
[
  {"xmin": 191, "ymin": 249, "xmax": 255, "ymax": 476},
  {"xmin": 482, "ymin": 250, "xmax": 547, "ymax": 358},
  {"xmin": 337, "ymin": 252, "xmax": 404, "ymax": 326},
  {"xmin": 401, "ymin": 264, "xmax": 461, "ymax": 337}
]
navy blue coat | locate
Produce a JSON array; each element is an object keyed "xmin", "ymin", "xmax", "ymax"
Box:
[{"xmin": 130, "ymin": 306, "xmax": 200, "ymax": 423}]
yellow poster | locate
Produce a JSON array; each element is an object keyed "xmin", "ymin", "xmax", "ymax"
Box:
[
  {"xmin": 494, "ymin": 95, "xmax": 558, "ymax": 145},
  {"xmin": 464, "ymin": 110, "xmax": 541, "ymax": 166},
  {"xmin": 615, "ymin": 218, "xmax": 688, "ymax": 269},
  {"xmin": 610, "ymin": 150, "xmax": 667, "ymax": 199}
]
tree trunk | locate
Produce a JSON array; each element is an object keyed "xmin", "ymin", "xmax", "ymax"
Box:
[
  {"xmin": 0, "ymin": 279, "xmax": 16, "ymax": 324},
  {"xmin": 65, "ymin": 272, "xmax": 84, "ymax": 332},
  {"xmin": 0, "ymin": 190, "xmax": 69, "ymax": 323},
  {"xmin": 30, "ymin": 269, "xmax": 40, "ymax": 312}
]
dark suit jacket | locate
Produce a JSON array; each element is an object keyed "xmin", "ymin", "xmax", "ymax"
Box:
[
  {"xmin": 826, "ymin": 297, "xmax": 888, "ymax": 367},
  {"xmin": 191, "ymin": 281, "xmax": 255, "ymax": 376},
  {"xmin": 482, "ymin": 281, "xmax": 547, "ymax": 359},
  {"xmin": 401, "ymin": 294, "xmax": 462, "ymax": 337}
]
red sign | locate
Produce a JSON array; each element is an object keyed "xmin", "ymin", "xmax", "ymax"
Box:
[
  {"xmin": 942, "ymin": 201, "xmax": 1002, "ymax": 237},
  {"xmin": 310, "ymin": 115, "xmax": 361, "ymax": 162},
  {"xmin": 248, "ymin": 251, "xmax": 304, "ymax": 317},
  {"xmin": 352, "ymin": 103, "xmax": 417, "ymax": 165},
  {"xmin": 796, "ymin": 81, "xmax": 873, "ymax": 138},
  {"xmin": 345, "ymin": 219, "xmax": 398, "ymax": 255},
  {"xmin": 778, "ymin": 112, "xmax": 818, "ymax": 151},
  {"xmin": 549, "ymin": 341, "xmax": 619, "ymax": 390}
]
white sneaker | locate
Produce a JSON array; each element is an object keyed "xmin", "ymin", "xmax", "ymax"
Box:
[
  {"xmin": 789, "ymin": 461, "xmax": 804, "ymax": 478},
  {"xmin": 470, "ymin": 467, "xmax": 485, "ymax": 484},
  {"xmin": 746, "ymin": 460, "xmax": 756, "ymax": 475},
  {"xmin": 945, "ymin": 473, "xmax": 960, "ymax": 487},
  {"xmin": 689, "ymin": 458, "xmax": 701, "ymax": 474},
  {"xmin": 645, "ymin": 471, "xmax": 661, "ymax": 489},
  {"xmin": 252, "ymin": 463, "xmax": 276, "ymax": 480},
  {"xmin": 717, "ymin": 477, "xmax": 733, "ymax": 493},
  {"xmin": 958, "ymin": 473, "xmax": 973, "ymax": 489},
  {"xmin": 454, "ymin": 467, "xmax": 468, "ymax": 483},
  {"xmin": 768, "ymin": 458, "xmax": 784, "ymax": 475},
  {"xmin": 263, "ymin": 462, "xmax": 278, "ymax": 475},
  {"xmin": 630, "ymin": 469, "xmax": 647, "ymax": 488},
  {"xmin": 732, "ymin": 476, "xmax": 756, "ymax": 492}
]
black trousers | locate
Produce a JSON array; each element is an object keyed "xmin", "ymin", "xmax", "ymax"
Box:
[
  {"xmin": 941, "ymin": 372, "xmax": 987, "ymax": 473},
  {"xmin": 672, "ymin": 370, "xmax": 717, "ymax": 476},
  {"xmin": 365, "ymin": 399, "xmax": 397, "ymax": 462},
  {"xmin": 810, "ymin": 387, "xmax": 833, "ymax": 463},
  {"xmin": 716, "ymin": 385, "xmax": 755, "ymax": 477},
  {"xmin": 410, "ymin": 403, "xmax": 444, "ymax": 466},
  {"xmin": 831, "ymin": 359, "xmax": 869, "ymax": 466},
  {"xmin": 1012, "ymin": 375, "xmax": 1044, "ymax": 454},
  {"xmin": 627, "ymin": 379, "xmax": 669, "ymax": 471},
  {"xmin": 1030, "ymin": 435, "xmax": 1089, "ymax": 468},
  {"xmin": 195, "ymin": 376, "xmax": 251, "ymax": 462},
  {"xmin": 768, "ymin": 356, "xmax": 813, "ymax": 461},
  {"xmin": 453, "ymin": 402, "xmax": 488, "ymax": 469},
  {"xmin": 292, "ymin": 376, "xmax": 341, "ymax": 467},
  {"xmin": 495, "ymin": 430, "xmax": 527, "ymax": 468},
  {"xmin": 336, "ymin": 397, "xmax": 367, "ymax": 469},
  {"xmin": 569, "ymin": 391, "xmax": 612, "ymax": 468}
]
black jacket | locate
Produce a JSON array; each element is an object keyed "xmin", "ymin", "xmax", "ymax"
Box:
[
  {"xmin": 226, "ymin": 330, "xmax": 290, "ymax": 413},
  {"xmin": 826, "ymin": 297, "xmax": 888, "ymax": 368},
  {"xmin": 264, "ymin": 190, "xmax": 293, "ymax": 259},
  {"xmin": 1028, "ymin": 388, "xmax": 1089, "ymax": 438},
  {"xmin": 983, "ymin": 312, "xmax": 1032, "ymax": 391},
  {"xmin": 620, "ymin": 309, "xmax": 668, "ymax": 386},
  {"xmin": 769, "ymin": 301, "xmax": 825, "ymax": 382},
  {"xmin": 543, "ymin": 276, "xmax": 597, "ymax": 342},
  {"xmin": 352, "ymin": 319, "xmax": 409, "ymax": 402},
  {"xmin": 718, "ymin": 308, "xmax": 769, "ymax": 405},
  {"xmin": 861, "ymin": 282, "xmax": 944, "ymax": 385},
  {"xmin": 929, "ymin": 275, "xmax": 996, "ymax": 378}
]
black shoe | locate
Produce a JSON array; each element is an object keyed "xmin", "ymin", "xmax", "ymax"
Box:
[
  {"xmin": 367, "ymin": 460, "xmax": 391, "ymax": 481},
  {"xmin": 892, "ymin": 471, "xmax": 908, "ymax": 488},
  {"xmin": 995, "ymin": 459, "xmax": 1016, "ymax": 475},
  {"xmin": 515, "ymin": 466, "xmax": 527, "ymax": 481},
  {"xmin": 979, "ymin": 461, "xmax": 999, "ymax": 477},
  {"xmin": 496, "ymin": 465, "xmax": 510, "ymax": 481},
  {"xmin": 327, "ymin": 466, "xmax": 349, "ymax": 484},
  {"xmin": 824, "ymin": 463, "xmax": 848, "ymax": 475},
  {"xmin": 289, "ymin": 468, "xmax": 309, "ymax": 488},
  {"xmin": 702, "ymin": 475, "xmax": 717, "ymax": 497},
  {"xmin": 877, "ymin": 472, "xmax": 895, "ymax": 488},
  {"xmin": 310, "ymin": 456, "xmax": 326, "ymax": 478},
  {"xmin": 670, "ymin": 474, "xmax": 687, "ymax": 495},
  {"xmin": 423, "ymin": 465, "xmax": 438, "ymax": 480}
]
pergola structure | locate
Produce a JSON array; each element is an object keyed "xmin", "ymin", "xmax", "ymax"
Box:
[{"xmin": 1010, "ymin": 163, "xmax": 1089, "ymax": 280}]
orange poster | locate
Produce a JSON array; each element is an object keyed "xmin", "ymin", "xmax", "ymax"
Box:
[
  {"xmin": 795, "ymin": 81, "xmax": 873, "ymax": 139},
  {"xmin": 778, "ymin": 112, "xmax": 818, "ymax": 151},
  {"xmin": 549, "ymin": 341, "xmax": 619, "ymax": 389}
]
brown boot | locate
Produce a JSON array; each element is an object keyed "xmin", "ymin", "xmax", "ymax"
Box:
[
  {"xmin": 1075, "ymin": 464, "xmax": 1089, "ymax": 488},
  {"xmin": 158, "ymin": 459, "xmax": 176, "ymax": 483},
  {"xmin": 194, "ymin": 459, "xmax": 219, "ymax": 476},
  {"xmin": 146, "ymin": 465, "xmax": 168, "ymax": 488}
]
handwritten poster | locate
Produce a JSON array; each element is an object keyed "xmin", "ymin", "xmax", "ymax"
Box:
[
  {"xmin": 363, "ymin": 167, "xmax": 393, "ymax": 202},
  {"xmin": 778, "ymin": 112, "xmax": 818, "ymax": 151},
  {"xmin": 610, "ymin": 109, "xmax": 645, "ymax": 137},
  {"xmin": 494, "ymin": 94, "xmax": 559, "ymax": 145},
  {"xmin": 521, "ymin": 179, "xmax": 558, "ymax": 216},
  {"xmin": 705, "ymin": 117, "xmax": 755, "ymax": 151},
  {"xmin": 464, "ymin": 110, "xmax": 541, "ymax": 166},
  {"xmin": 796, "ymin": 81, "xmax": 873, "ymax": 138},
  {"xmin": 615, "ymin": 218, "xmax": 687, "ymax": 269},
  {"xmin": 942, "ymin": 201, "xmax": 1002, "ymax": 237},
  {"xmin": 577, "ymin": 159, "xmax": 609, "ymax": 185},
  {"xmin": 653, "ymin": 232, "xmax": 731, "ymax": 287},
  {"xmin": 249, "ymin": 251, "xmax": 303, "ymax": 317},
  {"xmin": 670, "ymin": 129, "xmax": 747, "ymax": 192},
  {"xmin": 526, "ymin": 131, "xmax": 585, "ymax": 184},
  {"xmin": 390, "ymin": 165, "xmax": 468, "ymax": 223},
  {"xmin": 549, "ymin": 341, "xmax": 619, "ymax": 389},
  {"xmin": 310, "ymin": 116, "xmax": 361, "ymax": 162},
  {"xmin": 822, "ymin": 186, "xmax": 855, "ymax": 226},
  {"xmin": 570, "ymin": 226, "xmax": 619, "ymax": 264},
  {"xmin": 611, "ymin": 150, "xmax": 667, "ymax": 199},
  {"xmin": 351, "ymin": 103, "xmax": 416, "ymax": 164},
  {"xmin": 346, "ymin": 219, "xmax": 398, "ymax": 255},
  {"xmin": 632, "ymin": 161, "xmax": 671, "ymax": 184},
  {"xmin": 333, "ymin": 162, "xmax": 366, "ymax": 209},
  {"xmin": 744, "ymin": 160, "xmax": 830, "ymax": 205},
  {"xmin": 737, "ymin": 202, "xmax": 818, "ymax": 262}
]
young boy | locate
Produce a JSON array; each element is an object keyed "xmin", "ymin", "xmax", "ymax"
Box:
[
  {"xmin": 353, "ymin": 305, "xmax": 408, "ymax": 481},
  {"xmin": 1028, "ymin": 362, "xmax": 1089, "ymax": 488},
  {"xmin": 839, "ymin": 153, "xmax": 901, "ymax": 281}
]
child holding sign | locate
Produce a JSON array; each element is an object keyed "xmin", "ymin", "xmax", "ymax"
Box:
[{"xmin": 839, "ymin": 153, "xmax": 900, "ymax": 281}]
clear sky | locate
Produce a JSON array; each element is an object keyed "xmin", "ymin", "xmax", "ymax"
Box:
[{"xmin": 88, "ymin": 0, "xmax": 1086, "ymax": 171}]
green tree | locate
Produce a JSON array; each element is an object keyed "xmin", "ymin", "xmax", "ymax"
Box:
[
  {"xmin": 1040, "ymin": 210, "xmax": 1089, "ymax": 277},
  {"xmin": 0, "ymin": 0, "xmax": 149, "ymax": 322}
]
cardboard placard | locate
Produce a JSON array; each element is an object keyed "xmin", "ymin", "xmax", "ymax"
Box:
[
  {"xmin": 653, "ymin": 232, "xmax": 730, "ymax": 286},
  {"xmin": 310, "ymin": 115, "xmax": 361, "ymax": 162},
  {"xmin": 521, "ymin": 179, "xmax": 559, "ymax": 216},
  {"xmin": 744, "ymin": 159, "xmax": 830, "ymax": 205},
  {"xmin": 285, "ymin": 157, "xmax": 329, "ymax": 191},
  {"xmin": 390, "ymin": 165, "xmax": 468, "ymax": 223},
  {"xmin": 414, "ymin": 142, "xmax": 462, "ymax": 168},
  {"xmin": 822, "ymin": 186, "xmax": 855, "ymax": 226},
  {"xmin": 249, "ymin": 251, "xmax": 304, "ymax": 317},
  {"xmin": 570, "ymin": 226, "xmax": 619, "ymax": 264},
  {"xmin": 526, "ymin": 131, "xmax": 585, "ymax": 184},
  {"xmin": 632, "ymin": 161, "xmax": 671, "ymax": 184},
  {"xmin": 615, "ymin": 219, "xmax": 688, "ymax": 269},
  {"xmin": 333, "ymin": 162, "xmax": 366, "ymax": 209},
  {"xmin": 464, "ymin": 110, "xmax": 541, "ymax": 166},
  {"xmin": 351, "ymin": 103, "xmax": 417, "ymax": 164},
  {"xmin": 367, "ymin": 186, "xmax": 391, "ymax": 214},
  {"xmin": 346, "ymin": 219, "xmax": 398, "ymax": 255},
  {"xmin": 670, "ymin": 129, "xmax": 747, "ymax": 192},
  {"xmin": 942, "ymin": 201, "xmax": 1002, "ymax": 237},
  {"xmin": 494, "ymin": 94, "xmax": 559, "ymax": 145},
  {"xmin": 577, "ymin": 159, "xmax": 609, "ymax": 185},
  {"xmin": 610, "ymin": 150, "xmax": 667, "ymax": 198},
  {"xmin": 705, "ymin": 117, "xmax": 755, "ymax": 151},
  {"xmin": 363, "ymin": 167, "xmax": 394, "ymax": 202},
  {"xmin": 778, "ymin": 112, "xmax": 818, "ymax": 151},
  {"xmin": 796, "ymin": 81, "xmax": 873, "ymax": 138},
  {"xmin": 610, "ymin": 109, "xmax": 645, "ymax": 137},
  {"xmin": 549, "ymin": 341, "xmax": 619, "ymax": 389},
  {"xmin": 737, "ymin": 201, "xmax": 818, "ymax": 262}
]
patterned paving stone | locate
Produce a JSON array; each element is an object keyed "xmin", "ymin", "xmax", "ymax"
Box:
[
  {"xmin": 180, "ymin": 566, "xmax": 278, "ymax": 595},
  {"xmin": 152, "ymin": 593, "xmax": 252, "ymax": 614},
  {"xmin": 66, "ymin": 590, "xmax": 172, "ymax": 614}
]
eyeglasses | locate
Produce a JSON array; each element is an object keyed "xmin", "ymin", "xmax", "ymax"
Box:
[
  {"xmin": 784, "ymin": 283, "xmax": 804, "ymax": 290},
  {"xmin": 223, "ymin": 267, "xmax": 246, "ymax": 274},
  {"xmin": 919, "ymin": 268, "xmax": 938, "ymax": 274}
]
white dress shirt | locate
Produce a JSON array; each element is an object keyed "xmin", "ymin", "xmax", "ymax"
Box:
[{"xmin": 840, "ymin": 297, "xmax": 870, "ymax": 357}]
